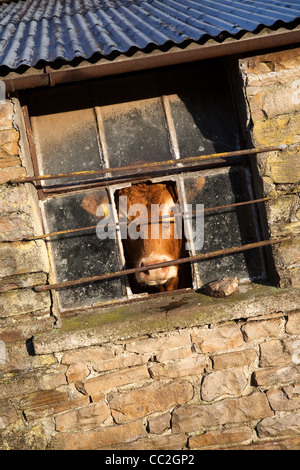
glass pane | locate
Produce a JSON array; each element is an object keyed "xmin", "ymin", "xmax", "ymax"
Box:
[
  {"xmin": 43, "ymin": 190, "xmax": 124, "ymax": 310},
  {"xmin": 29, "ymin": 86, "xmax": 103, "ymax": 187},
  {"xmin": 168, "ymin": 67, "xmax": 240, "ymax": 158},
  {"xmin": 184, "ymin": 167, "xmax": 265, "ymax": 285},
  {"xmin": 98, "ymin": 98, "xmax": 172, "ymax": 169}
]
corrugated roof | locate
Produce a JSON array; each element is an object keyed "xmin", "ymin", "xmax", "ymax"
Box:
[{"xmin": 0, "ymin": 0, "xmax": 299, "ymax": 70}]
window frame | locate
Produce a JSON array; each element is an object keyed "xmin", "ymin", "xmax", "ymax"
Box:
[{"xmin": 18, "ymin": 58, "xmax": 272, "ymax": 315}]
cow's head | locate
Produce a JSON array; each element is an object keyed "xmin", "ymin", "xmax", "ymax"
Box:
[
  {"xmin": 115, "ymin": 182, "xmax": 186, "ymax": 292},
  {"xmin": 81, "ymin": 179, "xmax": 206, "ymax": 293}
]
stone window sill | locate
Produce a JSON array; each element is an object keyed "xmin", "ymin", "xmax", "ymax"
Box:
[{"xmin": 33, "ymin": 283, "xmax": 300, "ymax": 355}]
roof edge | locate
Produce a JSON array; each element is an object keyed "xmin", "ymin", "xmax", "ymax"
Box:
[{"xmin": 3, "ymin": 26, "xmax": 300, "ymax": 92}]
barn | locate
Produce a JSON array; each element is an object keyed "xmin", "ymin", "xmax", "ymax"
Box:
[{"xmin": 0, "ymin": 0, "xmax": 300, "ymax": 450}]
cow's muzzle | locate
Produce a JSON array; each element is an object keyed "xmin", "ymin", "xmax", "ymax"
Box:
[{"xmin": 136, "ymin": 254, "xmax": 178, "ymax": 286}]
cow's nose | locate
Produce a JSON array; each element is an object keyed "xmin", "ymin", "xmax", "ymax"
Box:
[{"xmin": 138, "ymin": 257, "xmax": 171, "ymax": 285}]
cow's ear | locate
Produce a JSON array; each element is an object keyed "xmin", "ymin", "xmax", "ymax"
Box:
[
  {"xmin": 81, "ymin": 194, "xmax": 108, "ymax": 218},
  {"xmin": 165, "ymin": 182, "xmax": 179, "ymax": 203}
]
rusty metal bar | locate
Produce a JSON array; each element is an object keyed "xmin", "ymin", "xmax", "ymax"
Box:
[
  {"xmin": 10, "ymin": 146, "xmax": 285, "ymax": 184},
  {"xmin": 22, "ymin": 196, "xmax": 270, "ymax": 242},
  {"xmin": 33, "ymin": 236, "xmax": 291, "ymax": 292}
]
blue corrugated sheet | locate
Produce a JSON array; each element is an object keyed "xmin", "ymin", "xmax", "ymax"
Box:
[{"xmin": 0, "ymin": 0, "xmax": 299, "ymax": 69}]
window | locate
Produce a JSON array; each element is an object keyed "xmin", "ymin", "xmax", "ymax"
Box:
[{"xmin": 22, "ymin": 59, "xmax": 266, "ymax": 314}]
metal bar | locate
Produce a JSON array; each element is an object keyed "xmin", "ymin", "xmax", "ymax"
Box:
[
  {"xmin": 33, "ymin": 236, "xmax": 291, "ymax": 292},
  {"xmin": 21, "ymin": 196, "xmax": 270, "ymax": 242},
  {"xmin": 33, "ymin": 157, "xmax": 246, "ymax": 196},
  {"xmin": 10, "ymin": 146, "xmax": 285, "ymax": 184}
]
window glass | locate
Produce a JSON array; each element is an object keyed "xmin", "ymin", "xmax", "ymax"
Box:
[
  {"xmin": 169, "ymin": 91, "xmax": 239, "ymax": 157},
  {"xmin": 166, "ymin": 60, "xmax": 239, "ymax": 157},
  {"xmin": 184, "ymin": 167, "xmax": 265, "ymax": 284},
  {"xmin": 97, "ymin": 98, "xmax": 172, "ymax": 168},
  {"xmin": 29, "ymin": 86, "xmax": 104, "ymax": 186},
  {"xmin": 43, "ymin": 190, "xmax": 124, "ymax": 310}
]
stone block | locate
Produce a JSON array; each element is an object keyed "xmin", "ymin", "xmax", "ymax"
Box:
[
  {"xmin": 259, "ymin": 339, "xmax": 295, "ymax": 367},
  {"xmin": 290, "ymin": 267, "xmax": 300, "ymax": 287},
  {"xmin": 55, "ymin": 401, "xmax": 111, "ymax": 432},
  {"xmin": 0, "ymin": 288, "xmax": 51, "ymax": 317},
  {"xmin": 0, "ymin": 165, "xmax": 26, "ymax": 184},
  {"xmin": 0, "ymin": 101, "xmax": 14, "ymax": 130},
  {"xmin": 257, "ymin": 411, "xmax": 300, "ymax": 438},
  {"xmin": 0, "ymin": 399, "xmax": 18, "ymax": 429},
  {"xmin": 248, "ymin": 79, "xmax": 300, "ymax": 120},
  {"xmin": 172, "ymin": 392, "xmax": 272, "ymax": 434},
  {"xmin": 0, "ymin": 272, "xmax": 48, "ymax": 293},
  {"xmin": 22, "ymin": 393, "xmax": 89, "ymax": 421},
  {"xmin": 277, "ymin": 239, "xmax": 300, "ymax": 269},
  {"xmin": 224, "ymin": 437, "xmax": 300, "ymax": 450},
  {"xmin": 201, "ymin": 369, "xmax": 248, "ymax": 401},
  {"xmin": 93, "ymin": 353, "xmax": 150, "ymax": 373},
  {"xmin": 267, "ymin": 384, "xmax": 300, "ymax": 411},
  {"xmin": 83, "ymin": 364, "xmax": 149, "ymax": 396},
  {"xmin": 286, "ymin": 311, "xmax": 300, "ymax": 334},
  {"xmin": 0, "ymin": 184, "xmax": 29, "ymax": 215},
  {"xmin": 241, "ymin": 48, "xmax": 300, "ymax": 75},
  {"xmin": 0, "ymin": 156, "xmax": 21, "ymax": 168},
  {"xmin": 212, "ymin": 349, "xmax": 257, "ymax": 370},
  {"xmin": 0, "ymin": 365, "xmax": 66, "ymax": 400},
  {"xmin": 108, "ymin": 380, "xmax": 193, "ymax": 423},
  {"xmin": 102, "ymin": 434, "xmax": 187, "ymax": 451},
  {"xmin": 241, "ymin": 318, "xmax": 282, "ymax": 342},
  {"xmin": 0, "ymin": 423, "xmax": 47, "ymax": 450},
  {"xmin": 147, "ymin": 412, "xmax": 171, "ymax": 434},
  {"xmin": 149, "ymin": 354, "xmax": 205, "ymax": 379},
  {"xmin": 266, "ymin": 195, "xmax": 298, "ymax": 227},
  {"xmin": 192, "ymin": 323, "xmax": 244, "ymax": 353},
  {"xmin": 156, "ymin": 346, "xmax": 193, "ymax": 363},
  {"xmin": 21, "ymin": 389, "xmax": 68, "ymax": 413},
  {"xmin": 189, "ymin": 426, "xmax": 252, "ymax": 449},
  {"xmin": 266, "ymin": 148, "xmax": 300, "ymax": 184},
  {"xmin": 3, "ymin": 341, "xmax": 56, "ymax": 373},
  {"xmin": 252, "ymin": 364, "xmax": 300, "ymax": 387},
  {"xmin": 66, "ymin": 363, "xmax": 89, "ymax": 383},
  {"xmin": 0, "ymin": 312, "xmax": 54, "ymax": 343},
  {"xmin": 0, "ymin": 213, "xmax": 35, "ymax": 241},
  {"xmin": 51, "ymin": 420, "xmax": 145, "ymax": 450},
  {"xmin": 252, "ymin": 113, "xmax": 300, "ymax": 147},
  {"xmin": 61, "ymin": 345, "xmax": 114, "ymax": 364},
  {"xmin": 0, "ymin": 241, "xmax": 49, "ymax": 278},
  {"xmin": 125, "ymin": 330, "xmax": 191, "ymax": 354},
  {"xmin": 0, "ymin": 128, "xmax": 19, "ymax": 155}
]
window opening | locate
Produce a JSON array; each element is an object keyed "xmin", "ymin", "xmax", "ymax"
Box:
[
  {"xmin": 114, "ymin": 180, "xmax": 192, "ymax": 294},
  {"xmin": 17, "ymin": 60, "xmax": 286, "ymax": 313}
]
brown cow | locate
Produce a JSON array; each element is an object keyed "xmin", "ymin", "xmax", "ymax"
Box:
[
  {"xmin": 115, "ymin": 182, "xmax": 192, "ymax": 293},
  {"xmin": 82, "ymin": 182, "xmax": 192, "ymax": 293}
]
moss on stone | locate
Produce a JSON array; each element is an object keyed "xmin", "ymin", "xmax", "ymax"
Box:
[{"xmin": 33, "ymin": 283, "xmax": 300, "ymax": 355}]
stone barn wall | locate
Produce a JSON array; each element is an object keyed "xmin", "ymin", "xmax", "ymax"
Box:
[{"xmin": 0, "ymin": 47, "xmax": 299, "ymax": 450}]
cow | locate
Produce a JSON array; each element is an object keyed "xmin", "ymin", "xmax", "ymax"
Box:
[
  {"xmin": 115, "ymin": 182, "xmax": 192, "ymax": 293},
  {"xmin": 81, "ymin": 181, "xmax": 193, "ymax": 293}
]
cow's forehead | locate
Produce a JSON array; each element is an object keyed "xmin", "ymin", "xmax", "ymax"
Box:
[{"xmin": 121, "ymin": 184, "xmax": 174, "ymax": 206}]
